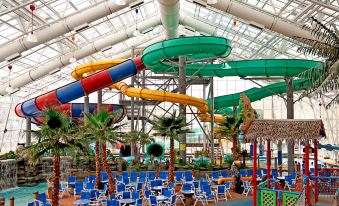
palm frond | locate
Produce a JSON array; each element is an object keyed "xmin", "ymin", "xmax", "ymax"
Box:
[{"xmin": 294, "ymin": 16, "xmax": 339, "ymax": 108}]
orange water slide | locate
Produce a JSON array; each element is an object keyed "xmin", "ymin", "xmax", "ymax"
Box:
[{"xmin": 71, "ymin": 60, "xmax": 224, "ymax": 123}]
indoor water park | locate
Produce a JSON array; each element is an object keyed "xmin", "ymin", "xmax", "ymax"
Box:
[{"xmin": 0, "ymin": 0, "xmax": 338, "ymax": 206}]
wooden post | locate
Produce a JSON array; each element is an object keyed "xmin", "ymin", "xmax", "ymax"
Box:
[
  {"xmin": 253, "ymin": 141, "xmax": 257, "ymax": 206},
  {"xmin": 274, "ymin": 157, "xmax": 278, "ymax": 170},
  {"xmin": 305, "ymin": 142, "xmax": 311, "ymax": 206},
  {"xmin": 314, "ymin": 139, "xmax": 318, "ymax": 202},
  {"xmin": 267, "ymin": 140, "xmax": 271, "ymax": 179},
  {"xmin": 9, "ymin": 197, "xmax": 14, "ymax": 206},
  {"xmin": 33, "ymin": 191, "xmax": 38, "ymax": 200}
]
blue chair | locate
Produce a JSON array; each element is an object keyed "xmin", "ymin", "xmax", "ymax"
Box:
[
  {"xmin": 159, "ymin": 171, "xmax": 168, "ymax": 180},
  {"xmin": 239, "ymin": 169, "xmax": 247, "ymax": 177},
  {"xmin": 193, "ymin": 181, "xmax": 200, "ymax": 192},
  {"xmin": 132, "ymin": 191, "xmax": 140, "ymax": 200},
  {"xmin": 140, "ymin": 171, "xmax": 147, "ymax": 179},
  {"xmin": 117, "ymin": 183, "xmax": 126, "ymax": 193},
  {"xmin": 86, "ymin": 182, "xmax": 95, "ymax": 190},
  {"xmin": 285, "ymin": 176, "xmax": 295, "ymax": 191},
  {"xmin": 168, "ymin": 182, "xmax": 174, "ymax": 191},
  {"xmin": 225, "ymin": 182, "xmax": 232, "ymax": 198},
  {"xmin": 202, "ymin": 184, "xmax": 216, "ymax": 203},
  {"xmin": 257, "ymin": 169, "xmax": 263, "ymax": 178},
  {"xmin": 100, "ymin": 172, "xmax": 109, "ymax": 181},
  {"xmin": 107, "ymin": 199, "xmax": 120, "ymax": 206},
  {"xmin": 211, "ymin": 171, "xmax": 219, "ymax": 180},
  {"xmin": 89, "ymin": 175, "xmax": 96, "ymax": 183},
  {"xmin": 165, "ymin": 195, "xmax": 176, "ymax": 206},
  {"xmin": 37, "ymin": 193, "xmax": 51, "ymax": 206},
  {"xmin": 182, "ymin": 183, "xmax": 193, "ymax": 191},
  {"xmin": 136, "ymin": 182, "xmax": 143, "ymax": 193},
  {"xmin": 310, "ymin": 168, "xmax": 315, "ymax": 175},
  {"xmin": 130, "ymin": 172, "xmax": 138, "ymax": 183},
  {"xmin": 84, "ymin": 177, "xmax": 90, "ymax": 184},
  {"xmin": 59, "ymin": 182, "xmax": 67, "ymax": 198},
  {"xmin": 148, "ymin": 171, "xmax": 156, "ymax": 181},
  {"xmin": 80, "ymin": 190, "xmax": 91, "ymax": 200},
  {"xmin": 122, "ymin": 191, "xmax": 131, "ymax": 199},
  {"xmin": 149, "ymin": 195, "xmax": 158, "ymax": 206},
  {"xmin": 220, "ymin": 170, "xmax": 228, "ymax": 178},
  {"xmin": 144, "ymin": 189, "xmax": 153, "ymax": 199},
  {"xmin": 111, "ymin": 172, "xmax": 117, "ymax": 179},
  {"xmin": 74, "ymin": 182, "xmax": 84, "ymax": 196},
  {"xmin": 122, "ymin": 176, "xmax": 130, "ymax": 184},
  {"xmin": 163, "ymin": 189, "xmax": 172, "ymax": 198},
  {"xmin": 27, "ymin": 201, "xmax": 40, "ymax": 206},
  {"xmin": 247, "ymin": 170, "xmax": 253, "ymax": 177},
  {"xmin": 175, "ymin": 171, "xmax": 184, "ymax": 183},
  {"xmin": 184, "ymin": 171, "xmax": 194, "ymax": 182},
  {"xmin": 136, "ymin": 198, "xmax": 143, "ymax": 206},
  {"xmin": 216, "ymin": 185, "xmax": 227, "ymax": 201},
  {"xmin": 262, "ymin": 169, "xmax": 267, "ymax": 176},
  {"xmin": 67, "ymin": 176, "xmax": 76, "ymax": 185},
  {"xmin": 139, "ymin": 176, "xmax": 147, "ymax": 184},
  {"xmin": 90, "ymin": 189, "xmax": 99, "ymax": 200}
]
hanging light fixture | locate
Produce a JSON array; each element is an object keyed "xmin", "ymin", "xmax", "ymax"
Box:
[
  {"xmin": 27, "ymin": 4, "xmax": 38, "ymax": 43},
  {"xmin": 207, "ymin": 0, "xmax": 218, "ymax": 4},
  {"xmin": 69, "ymin": 34, "xmax": 77, "ymax": 63},
  {"xmin": 6, "ymin": 65, "xmax": 12, "ymax": 93},
  {"xmin": 133, "ymin": 9, "xmax": 141, "ymax": 37},
  {"xmin": 115, "ymin": 0, "xmax": 126, "ymax": 5}
]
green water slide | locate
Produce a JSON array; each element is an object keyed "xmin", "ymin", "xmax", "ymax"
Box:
[{"xmin": 142, "ymin": 36, "xmax": 324, "ymax": 113}]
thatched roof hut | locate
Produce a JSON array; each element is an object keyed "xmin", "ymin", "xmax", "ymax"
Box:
[{"xmin": 245, "ymin": 119, "xmax": 326, "ymax": 143}]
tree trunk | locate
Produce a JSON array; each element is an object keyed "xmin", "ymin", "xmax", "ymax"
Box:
[
  {"xmin": 135, "ymin": 145, "xmax": 140, "ymax": 163},
  {"xmin": 95, "ymin": 141, "xmax": 100, "ymax": 188},
  {"xmin": 243, "ymin": 155, "xmax": 246, "ymax": 167},
  {"xmin": 52, "ymin": 155, "xmax": 60, "ymax": 206},
  {"xmin": 102, "ymin": 143, "xmax": 115, "ymax": 194},
  {"xmin": 232, "ymin": 135, "xmax": 237, "ymax": 160},
  {"xmin": 168, "ymin": 137, "xmax": 175, "ymax": 183}
]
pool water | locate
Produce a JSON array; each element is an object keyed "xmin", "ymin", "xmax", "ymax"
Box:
[
  {"xmin": 0, "ymin": 183, "xmax": 47, "ymax": 206},
  {"xmin": 216, "ymin": 198, "xmax": 252, "ymax": 206}
]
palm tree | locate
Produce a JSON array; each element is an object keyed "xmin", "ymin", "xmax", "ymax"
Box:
[
  {"xmin": 217, "ymin": 116, "xmax": 243, "ymax": 160},
  {"xmin": 295, "ymin": 16, "xmax": 339, "ymax": 108},
  {"xmin": 153, "ymin": 111, "xmax": 191, "ymax": 183},
  {"xmin": 81, "ymin": 111, "xmax": 123, "ymax": 195},
  {"xmin": 124, "ymin": 130, "xmax": 154, "ymax": 163},
  {"xmin": 26, "ymin": 109, "xmax": 89, "ymax": 206}
]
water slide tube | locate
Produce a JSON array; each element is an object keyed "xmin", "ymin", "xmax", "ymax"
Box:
[
  {"xmin": 72, "ymin": 63, "xmax": 225, "ymax": 122},
  {"xmin": 141, "ymin": 36, "xmax": 324, "ymax": 112},
  {"xmin": 15, "ymin": 103, "xmax": 125, "ymax": 125},
  {"xmin": 15, "ymin": 57, "xmax": 145, "ymax": 124}
]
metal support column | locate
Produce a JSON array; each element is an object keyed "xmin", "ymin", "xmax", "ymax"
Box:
[
  {"xmin": 210, "ymin": 77, "xmax": 215, "ymax": 163},
  {"xmin": 253, "ymin": 140, "xmax": 257, "ymax": 206},
  {"xmin": 203, "ymin": 84, "xmax": 207, "ymax": 152},
  {"xmin": 305, "ymin": 141, "xmax": 311, "ymax": 205},
  {"xmin": 178, "ymin": 55, "xmax": 187, "ymax": 162},
  {"xmin": 26, "ymin": 117, "xmax": 31, "ymax": 146},
  {"xmin": 84, "ymin": 96, "xmax": 89, "ymax": 122},
  {"xmin": 97, "ymin": 89, "xmax": 102, "ymax": 113},
  {"xmin": 286, "ymin": 77, "xmax": 295, "ymax": 175},
  {"xmin": 131, "ymin": 46, "xmax": 135, "ymax": 132}
]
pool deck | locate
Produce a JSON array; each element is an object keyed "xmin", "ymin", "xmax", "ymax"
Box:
[{"xmin": 58, "ymin": 190, "xmax": 253, "ymax": 205}]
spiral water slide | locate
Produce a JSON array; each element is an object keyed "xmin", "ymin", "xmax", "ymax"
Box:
[
  {"xmin": 15, "ymin": 57, "xmax": 145, "ymax": 124},
  {"xmin": 141, "ymin": 36, "xmax": 324, "ymax": 113}
]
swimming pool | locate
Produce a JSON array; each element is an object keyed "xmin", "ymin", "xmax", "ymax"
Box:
[
  {"xmin": 216, "ymin": 198, "xmax": 252, "ymax": 206},
  {"xmin": 0, "ymin": 183, "xmax": 47, "ymax": 206}
]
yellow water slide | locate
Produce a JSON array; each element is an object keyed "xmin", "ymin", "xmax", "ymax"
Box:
[{"xmin": 71, "ymin": 60, "xmax": 225, "ymax": 123}]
